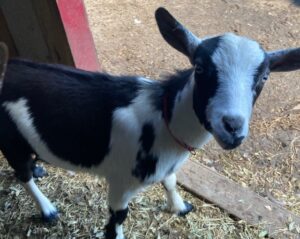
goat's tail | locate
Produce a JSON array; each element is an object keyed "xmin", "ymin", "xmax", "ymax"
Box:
[{"xmin": 0, "ymin": 42, "xmax": 9, "ymax": 93}]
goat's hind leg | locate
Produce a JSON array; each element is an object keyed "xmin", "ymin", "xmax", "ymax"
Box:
[
  {"xmin": 1, "ymin": 143, "xmax": 58, "ymax": 222},
  {"xmin": 162, "ymin": 173, "xmax": 193, "ymax": 216}
]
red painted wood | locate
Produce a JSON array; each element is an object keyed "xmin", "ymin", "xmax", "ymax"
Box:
[{"xmin": 56, "ymin": 0, "xmax": 100, "ymax": 71}]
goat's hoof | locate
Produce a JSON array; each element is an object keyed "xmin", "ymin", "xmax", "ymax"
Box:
[
  {"xmin": 32, "ymin": 165, "xmax": 48, "ymax": 178},
  {"xmin": 104, "ymin": 232, "xmax": 126, "ymax": 239},
  {"xmin": 178, "ymin": 201, "xmax": 194, "ymax": 217},
  {"xmin": 41, "ymin": 211, "xmax": 59, "ymax": 223}
]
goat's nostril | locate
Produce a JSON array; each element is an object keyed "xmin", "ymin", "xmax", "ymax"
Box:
[{"xmin": 222, "ymin": 116, "xmax": 243, "ymax": 134}]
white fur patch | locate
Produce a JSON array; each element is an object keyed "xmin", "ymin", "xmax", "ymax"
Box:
[
  {"xmin": 207, "ymin": 33, "xmax": 265, "ymax": 139},
  {"xmin": 163, "ymin": 173, "xmax": 186, "ymax": 213},
  {"xmin": 24, "ymin": 178, "xmax": 56, "ymax": 216},
  {"xmin": 115, "ymin": 224, "xmax": 124, "ymax": 239}
]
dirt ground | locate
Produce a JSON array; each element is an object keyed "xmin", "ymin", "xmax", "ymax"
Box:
[{"xmin": 0, "ymin": 0, "xmax": 299, "ymax": 238}]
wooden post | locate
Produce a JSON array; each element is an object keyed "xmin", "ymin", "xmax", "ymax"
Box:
[{"xmin": 56, "ymin": 0, "xmax": 100, "ymax": 71}]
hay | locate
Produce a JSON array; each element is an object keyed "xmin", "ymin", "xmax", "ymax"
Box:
[{"xmin": 0, "ymin": 155, "xmax": 265, "ymax": 239}]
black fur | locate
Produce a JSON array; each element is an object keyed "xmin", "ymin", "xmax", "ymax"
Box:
[
  {"xmin": 1, "ymin": 59, "xmax": 141, "ymax": 168},
  {"xmin": 105, "ymin": 207, "xmax": 129, "ymax": 239},
  {"xmin": 151, "ymin": 69, "xmax": 192, "ymax": 122},
  {"xmin": 132, "ymin": 123, "xmax": 158, "ymax": 181},
  {"xmin": 192, "ymin": 37, "xmax": 221, "ymax": 131},
  {"xmin": 252, "ymin": 55, "xmax": 269, "ymax": 104},
  {"xmin": 178, "ymin": 201, "xmax": 194, "ymax": 216}
]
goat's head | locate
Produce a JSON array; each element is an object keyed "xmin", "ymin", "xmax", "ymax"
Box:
[{"xmin": 155, "ymin": 7, "xmax": 300, "ymax": 150}]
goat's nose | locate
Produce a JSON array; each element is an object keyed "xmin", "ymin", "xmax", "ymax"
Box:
[{"xmin": 222, "ymin": 115, "xmax": 244, "ymax": 135}]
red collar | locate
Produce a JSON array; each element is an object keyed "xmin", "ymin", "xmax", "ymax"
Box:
[{"xmin": 163, "ymin": 94, "xmax": 197, "ymax": 155}]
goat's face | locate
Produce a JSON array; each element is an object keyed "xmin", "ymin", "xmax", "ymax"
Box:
[
  {"xmin": 156, "ymin": 7, "xmax": 300, "ymax": 150},
  {"xmin": 193, "ymin": 34, "xmax": 269, "ymax": 149}
]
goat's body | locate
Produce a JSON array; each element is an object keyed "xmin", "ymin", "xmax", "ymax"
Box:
[
  {"xmin": 0, "ymin": 59, "xmax": 210, "ymax": 188},
  {"xmin": 0, "ymin": 60, "xmax": 211, "ymax": 238}
]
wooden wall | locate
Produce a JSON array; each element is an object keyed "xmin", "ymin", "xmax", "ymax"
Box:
[{"xmin": 0, "ymin": 0, "xmax": 100, "ymax": 71}]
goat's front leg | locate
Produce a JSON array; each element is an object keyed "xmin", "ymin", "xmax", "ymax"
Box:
[
  {"xmin": 24, "ymin": 177, "xmax": 58, "ymax": 221},
  {"xmin": 105, "ymin": 184, "xmax": 139, "ymax": 239},
  {"xmin": 162, "ymin": 173, "xmax": 193, "ymax": 216}
]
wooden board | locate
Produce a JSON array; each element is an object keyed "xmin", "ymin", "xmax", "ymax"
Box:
[
  {"xmin": 1, "ymin": 0, "xmax": 50, "ymax": 62},
  {"xmin": 31, "ymin": 0, "xmax": 74, "ymax": 66},
  {"xmin": 0, "ymin": 0, "xmax": 100, "ymax": 71},
  {"xmin": 177, "ymin": 160, "xmax": 300, "ymax": 235},
  {"xmin": 0, "ymin": 10, "xmax": 17, "ymax": 57}
]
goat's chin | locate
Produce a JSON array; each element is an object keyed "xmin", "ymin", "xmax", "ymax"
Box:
[{"xmin": 213, "ymin": 134, "xmax": 244, "ymax": 150}]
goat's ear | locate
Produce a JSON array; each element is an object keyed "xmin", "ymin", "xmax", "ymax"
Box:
[
  {"xmin": 268, "ymin": 47, "xmax": 300, "ymax": 72},
  {"xmin": 155, "ymin": 7, "xmax": 200, "ymax": 62}
]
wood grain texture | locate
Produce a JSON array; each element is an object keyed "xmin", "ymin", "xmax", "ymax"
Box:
[
  {"xmin": 1, "ymin": 0, "xmax": 50, "ymax": 61},
  {"xmin": 0, "ymin": 9, "xmax": 18, "ymax": 57},
  {"xmin": 177, "ymin": 160, "xmax": 300, "ymax": 235}
]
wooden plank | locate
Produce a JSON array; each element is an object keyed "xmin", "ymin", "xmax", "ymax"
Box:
[
  {"xmin": 0, "ymin": 0, "xmax": 99, "ymax": 71},
  {"xmin": 0, "ymin": 42, "xmax": 8, "ymax": 92},
  {"xmin": 56, "ymin": 0, "xmax": 100, "ymax": 71},
  {"xmin": 1, "ymin": 0, "xmax": 50, "ymax": 62},
  {"xmin": 1, "ymin": 0, "xmax": 74, "ymax": 65},
  {"xmin": 177, "ymin": 160, "xmax": 300, "ymax": 235},
  {"xmin": 0, "ymin": 9, "xmax": 18, "ymax": 57},
  {"xmin": 31, "ymin": 0, "xmax": 74, "ymax": 66}
]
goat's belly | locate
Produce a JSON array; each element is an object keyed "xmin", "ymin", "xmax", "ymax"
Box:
[{"xmin": 2, "ymin": 98, "xmax": 108, "ymax": 172}]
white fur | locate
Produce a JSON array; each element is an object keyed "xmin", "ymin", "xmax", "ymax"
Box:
[
  {"xmin": 207, "ymin": 33, "xmax": 265, "ymax": 141},
  {"xmin": 115, "ymin": 224, "xmax": 124, "ymax": 239},
  {"xmin": 24, "ymin": 178, "xmax": 57, "ymax": 216},
  {"xmin": 163, "ymin": 173, "xmax": 186, "ymax": 213}
]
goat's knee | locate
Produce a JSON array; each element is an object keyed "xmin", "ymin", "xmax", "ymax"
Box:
[{"xmin": 162, "ymin": 173, "xmax": 193, "ymax": 216}]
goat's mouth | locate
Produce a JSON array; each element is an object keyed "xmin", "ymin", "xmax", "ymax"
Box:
[{"xmin": 213, "ymin": 133, "xmax": 245, "ymax": 150}]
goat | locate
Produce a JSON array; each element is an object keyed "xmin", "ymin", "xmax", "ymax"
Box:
[{"xmin": 0, "ymin": 7, "xmax": 300, "ymax": 239}]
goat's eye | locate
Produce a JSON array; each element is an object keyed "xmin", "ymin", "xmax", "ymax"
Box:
[
  {"xmin": 262, "ymin": 75, "xmax": 268, "ymax": 82},
  {"xmin": 262, "ymin": 71, "xmax": 270, "ymax": 82},
  {"xmin": 195, "ymin": 65, "xmax": 204, "ymax": 74}
]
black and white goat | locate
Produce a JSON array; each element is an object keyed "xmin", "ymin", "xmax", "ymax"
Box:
[{"xmin": 0, "ymin": 8, "xmax": 300, "ymax": 239}]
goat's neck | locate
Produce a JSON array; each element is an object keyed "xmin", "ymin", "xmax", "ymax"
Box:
[{"xmin": 160, "ymin": 70, "xmax": 212, "ymax": 151}]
